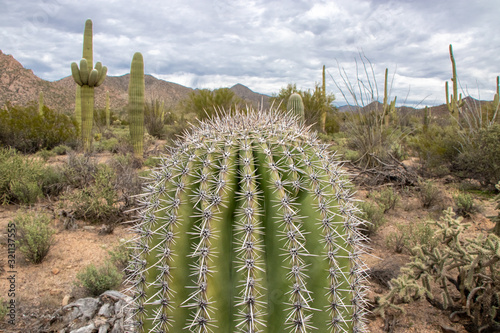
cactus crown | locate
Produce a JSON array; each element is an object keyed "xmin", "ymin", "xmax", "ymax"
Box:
[
  {"xmin": 127, "ymin": 108, "xmax": 368, "ymax": 333},
  {"xmin": 287, "ymin": 93, "xmax": 305, "ymax": 120}
]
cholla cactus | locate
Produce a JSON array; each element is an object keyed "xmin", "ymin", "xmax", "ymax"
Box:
[{"xmin": 127, "ymin": 108, "xmax": 369, "ymax": 333}]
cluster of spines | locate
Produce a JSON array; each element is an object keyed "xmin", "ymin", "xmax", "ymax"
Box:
[{"xmin": 125, "ymin": 108, "xmax": 369, "ymax": 333}]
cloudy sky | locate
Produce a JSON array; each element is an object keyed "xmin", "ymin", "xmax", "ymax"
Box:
[{"xmin": 1, "ymin": 0, "xmax": 499, "ymax": 106}]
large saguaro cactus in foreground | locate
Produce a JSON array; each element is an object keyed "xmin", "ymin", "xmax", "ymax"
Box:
[
  {"xmin": 127, "ymin": 108, "xmax": 368, "ymax": 333},
  {"xmin": 71, "ymin": 19, "xmax": 107, "ymax": 153}
]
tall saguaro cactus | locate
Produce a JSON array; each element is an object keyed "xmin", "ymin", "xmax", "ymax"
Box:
[
  {"xmin": 382, "ymin": 68, "xmax": 397, "ymax": 127},
  {"xmin": 445, "ymin": 44, "xmax": 463, "ymax": 126},
  {"xmin": 128, "ymin": 52, "xmax": 145, "ymax": 159},
  {"xmin": 319, "ymin": 64, "xmax": 327, "ymax": 132},
  {"xmin": 38, "ymin": 91, "xmax": 44, "ymax": 115},
  {"xmin": 70, "ymin": 19, "xmax": 107, "ymax": 153},
  {"xmin": 287, "ymin": 92, "xmax": 305, "ymax": 120},
  {"xmin": 127, "ymin": 108, "xmax": 368, "ymax": 333}
]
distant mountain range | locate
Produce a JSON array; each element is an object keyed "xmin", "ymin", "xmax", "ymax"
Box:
[{"xmin": 0, "ymin": 50, "xmax": 270, "ymax": 112}]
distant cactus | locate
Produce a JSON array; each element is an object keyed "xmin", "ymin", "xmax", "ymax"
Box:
[
  {"xmin": 128, "ymin": 52, "xmax": 145, "ymax": 159},
  {"xmin": 320, "ymin": 64, "xmax": 327, "ymax": 132},
  {"xmin": 105, "ymin": 91, "xmax": 110, "ymax": 128},
  {"xmin": 286, "ymin": 92, "xmax": 305, "ymax": 120},
  {"xmin": 70, "ymin": 19, "xmax": 107, "ymax": 153},
  {"xmin": 445, "ymin": 44, "xmax": 463, "ymax": 126},
  {"xmin": 75, "ymin": 87, "xmax": 81, "ymax": 128},
  {"xmin": 127, "ymin": 108, "xmax": 368, "ymax": 332},
  {"xmin": 38, "ymin": 91, "xmax": 44, "ymax": 115},
  {"xmin": 382, "ymin": 68, "xmax": 397, "ymax": 127},
  {"xmin": 423, "ymin": 106, "xmax": 430, "ymax": 133}
]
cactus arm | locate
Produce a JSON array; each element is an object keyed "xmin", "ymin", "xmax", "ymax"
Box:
[
  {"xmin": 71, "ymin": 62, "xmax": 83, "ymax": 86},
  {"xmin": 88, "ymin": 69, "xmax": 99, "ymax": 87},
  {"xmin": 95, "ymin": 65, "xmax": 107, "ymax": 87},
  {"xmin": 79, "ymin": 59, "xmax": 89, "ymax": 85}
]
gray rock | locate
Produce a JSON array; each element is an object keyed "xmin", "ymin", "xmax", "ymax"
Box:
[
  {"xmin": 69, "ymin": 323, "xmax": 96, "ymax": 333},
  {"xmin": 65, "ymin": 297, "xmax": 100, "ymax": 322},
  {"xmin": 98, "ymin": 322, "xmax": 111, "ymax": 333},
  {"xmin": 98, "ymin": 303, "xmax": 113, "ymax": 318}
]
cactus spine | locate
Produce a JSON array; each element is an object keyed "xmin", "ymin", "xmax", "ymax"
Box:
[
  {"xmin": 287, "ymin": 93, "xmax": 305, "ymax": 120},
  {"xmin": 128, "ymin": 52, "xmax": 145, "ymax": 159},
  {"xmin": 382, "ymin": 68, "xmax": 397, "ymax": 127},
  {"xmin": 105, "ymin": 91, "xmax": 110, "ymax": 128},
  {"xmin": 128, "ymin": 108, "xmax": 368, "ymax": 333},
  {"xmin": 445, "ymin": 44, "xmax": 463, "ymax": 126},
  {"xmin": 70, "ymin": 19, "xmax": 107, "ymax": 153}
]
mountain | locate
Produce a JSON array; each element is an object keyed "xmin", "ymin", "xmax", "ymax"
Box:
[{"xmin": 0, "ymin": 50, "xmax": 270, "ymax": 112}]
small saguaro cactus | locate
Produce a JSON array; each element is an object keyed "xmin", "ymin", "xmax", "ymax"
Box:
[
  {"xmin": 286, "ymin": 92, "xmax": 305, "ymax": 120},
  {"xmin": 423, "ymin": 106, "xmax": 430, "ymax": 133},
  {"xmin": 320, "ymin": 64, "xmax": 327, "ymax": 132},
  {"xmin": 38, "ymin": 91, "xmax": 44, "ymax": 115},
  {"xmin": 128, "ymin": 52, "xmax": 145, "ymax": 159},
  {"xmin": 105, "ymin": 91, "xmax": 110, "ymax": 128},
  {"xmin": 445, "ymin": 44, "xmax": 463, "ymax": 126},
  {"xmin": 71, "ymin": 19, "xmax": 107, "ymax": 153},
  {"xmin": 127, "ymin": 108, "xmax": 368, "ymax": 332}
]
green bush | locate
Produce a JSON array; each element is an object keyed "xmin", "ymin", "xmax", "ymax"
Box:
[
  {"xmin": 0, "ymin": 103, "xmax": 78, "ymax": 153},
  {"xmin": 94, "ymin": 137, "xmax": 119, "ymax": 153},
  {"xmin": 385, "ymin": 222, "xmax": 438, "ymax": 254},
  {"xmin": 62, "ymin": 164, "xmax": 120, "ymax": 224},
  {"xmin": 371, "ymin": 187, "xmax": 399, "ymax": 213},
  {"xmin": 454, "ymin": 192, "xmax": 478, "ymax": 217},
  {"xmin": 52, "ymin": 145, "xmax": 72, "ymax": 156},
  {"xmin": 0, "ymin": 148, "xmax": 63, "ymax": 204},
  {"xmin": 453, "ymin": 124, "xmax": 500, "ymax": 187},
  {"xmin": 14, "ymin": 210, "xmax": 55, "ymax": 264},
  {"xmin": 417, "ymin": 180, "xmax": 442, "ymax": 209},
  {"xmin": 75, "ymin": 262, "xmax": 123, "ymax": 296},
  {"xmin": 108, "ymin": 239, "xmax": 134, "ymax": 276},
  {"xmin": 357, "ymin": 200, "xmax": 386, "ymax": 236}
]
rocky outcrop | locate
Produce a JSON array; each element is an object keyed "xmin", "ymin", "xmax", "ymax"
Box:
[{"xmin": 42, "ymin": 291, "xmax": 133, "ymax": 333}]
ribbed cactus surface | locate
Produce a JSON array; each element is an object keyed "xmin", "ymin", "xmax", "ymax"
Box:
[
  {"xmin": 128, "ymin": 109, "xmax": 368, "ymax": 333},
  {"xmin": 128, "ymin": 52, "xmax": 145, "ymax": 159},
  {"xmin": 287, "ymin": 93, "xmax": 305, "ymax": 120}
]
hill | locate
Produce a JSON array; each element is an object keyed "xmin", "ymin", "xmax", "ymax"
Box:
[{"xmin": 0, "ymin": 50, "xmax": 270, "ymax": 112}]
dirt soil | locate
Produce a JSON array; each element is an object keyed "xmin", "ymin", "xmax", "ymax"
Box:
[{"xmin": 0, "ymin": 155, "xmax": 497, "ymax": 333}]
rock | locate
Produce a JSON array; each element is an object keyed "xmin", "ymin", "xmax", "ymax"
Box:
[
  {"xmin": 98, "ymin": 303, "xmax": 113, "ymax": 318},
  {"xmin": 69, "ymin": 323, "xmax": 95, "ymax": 333},
  {"xmin": 62, "ymin": 295, "xmax": 71, "ymax": 306},
  {"xmin": 52, "ymin": 268, "xmax": 60, "ymax": 275},
  {"xmin": 50, "ymin": 289, "xmax": 62, "ymax": 296},
  {"xmin": 440, "ymin": 325, "xmax": 459, "ymax": 333},
  {"xmin": 98, "ymin": 323, "xmax": 110, "ymax": 333},
  {"xmin": 83, "ymin": 226, "xmax": 95, "ymax": 231},
  {"xmin": 65, "ymin": 297, "xmax": 100, "ymax": 322}
]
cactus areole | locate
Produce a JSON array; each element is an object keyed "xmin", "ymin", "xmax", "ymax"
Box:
[{"xmin": 128, "ymin": 108, "xmax": 368, "ymax": 332}]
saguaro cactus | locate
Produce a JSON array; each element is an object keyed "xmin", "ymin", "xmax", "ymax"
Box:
[
  {"xmin": 127, "ymin": 108, "xmax": 368, "ymax": 332},
  {"xmin": 382, "ymin": 68, "xmax": 397, "ymax": 127},
  {"xmin": 38, "ymin": 91, "xmax": 44, "ymax": 115},
  {"xmin": 128, "ymin": 52, "xmax": 145, "ymax": 159},
  {"xmin": 320, "ymin": 64, "xmax": 327, "ymax": 132},
  {"xmin": 445, "ymin": 44, "xmax": 463, "ymax": 126},
  {"xmin": 286, "ymin": 92, "xmax": 305, "ymax": 120},
  {"xmin": 70, "ymin": 19, "xmax": 107, "ymax": 153},
  {"xmin": 105, "ymin": 91, "xmax": 110, "ymax": 128}
]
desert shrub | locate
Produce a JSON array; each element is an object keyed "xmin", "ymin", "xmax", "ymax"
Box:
[
  {"xmin": 370, "ymin": 187, "xmax": 399, "ymax": 213},
  {"xmin": 144, "ymin": 99, "xmax": 169, "ymax": 139},
  {"xmin": 492, "ymin": 181, "xmax": 500, "ymax": 236},
  {"xmin": 94, "ymin": 137, "xmax": 119, "ymax": 153},
  {"xmin": 75, "ymin": 262, "xmax": 123, "ymax": 296},
  {"xmin": 52, "ymin": 145, "xmax": 72, "ymax": 156},
  {"xmin": 0, "ymin": 103, "xmax": 78, "ymax": 153},
  {"xmin": 357, "ymin": 200, "xmax": 386, "ymax": 236},
  {"xmin": 0, "ymin": 148, "xmax": 62, "ymax": 204},
  {"xmin": 62, "ymin": 164, "xmax": 120, "ymax": 224},
  {"xmin": 376, "ymin": 208, "xmax": 500, "ymax": 331},
  {"xmin": 416, "ymin": 180, "xmax": 442, "ymax": 209},
  {"xmin": 409, "ymin": 124, "xmax": 459, "ymax": 176},
  {"xmin": 453, "ymin": 124, "xmax": 500, "ymax": 187},
  {"xmin": 36, "ymin": 149, "xmax": 56, "ymax": 161},
  {"xmin": 454, "ymin": 192, "xmax": 478, "ymax": 217},
  {"xmin": 61, "ymin": 153, "xmax": 99, "ymax": 189},
  {"xmin": 14, "ymin": 210, "xmax": 55, "ymax": 264},
  {"xmin": 108, "ymin": 239, "xmax": 134, "ymax": 276},
  {"xmin": 109, "ymin": 153, "xmax": 143, "ymax": 201},
  {"xmin": 385, "ymin": 222, "xmax": 438, "ymax": 254}
]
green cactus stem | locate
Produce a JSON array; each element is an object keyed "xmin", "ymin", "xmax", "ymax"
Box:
[
  {"xmin": 286, "ymin": 92, "xmax": 305, "ymax": 120},
  {"xmin": 127, "ymin": 108, "xmax": 369, "ymax": 333},
  {"xmin": 70, "ymin": 19, "xmax": 107, "ymax": 153},
  {"xmin": 38, "ymin": 91, "xmax": 44, "ymax": 115},
  {"xmin": 423, "ymin": 106, "xmax": 430, "ymax": 133},
  {"xmin": 382, "ymin": 68, "xmax": 397, "ymax": 127},
  {"xmin": 320, "ymin": 65, "xmax": 327, "ymax": 132},
  {"xmin": 75, "ymin": 87, "xmax": 81, "ymax": 129},
  {"xmin": 128, "ymin": 52, "xmax": 145, "ymax": 159},
  {"xmin": 105, "ymin": 91, "xmax": 110, "ymax": 128},
  {"xmin": 445, "ymin": 44, "xmax": 463, "ymax": 126}
]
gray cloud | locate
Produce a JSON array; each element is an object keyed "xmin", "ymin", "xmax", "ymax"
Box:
[{"xmin": 1, "ymin": 0, "xmax": 499, "ymax": 106}]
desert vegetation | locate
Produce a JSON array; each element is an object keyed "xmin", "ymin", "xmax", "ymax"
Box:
[{"xmin": 0, "ymin": 18, "xmax": 498, "ymax": 333}]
